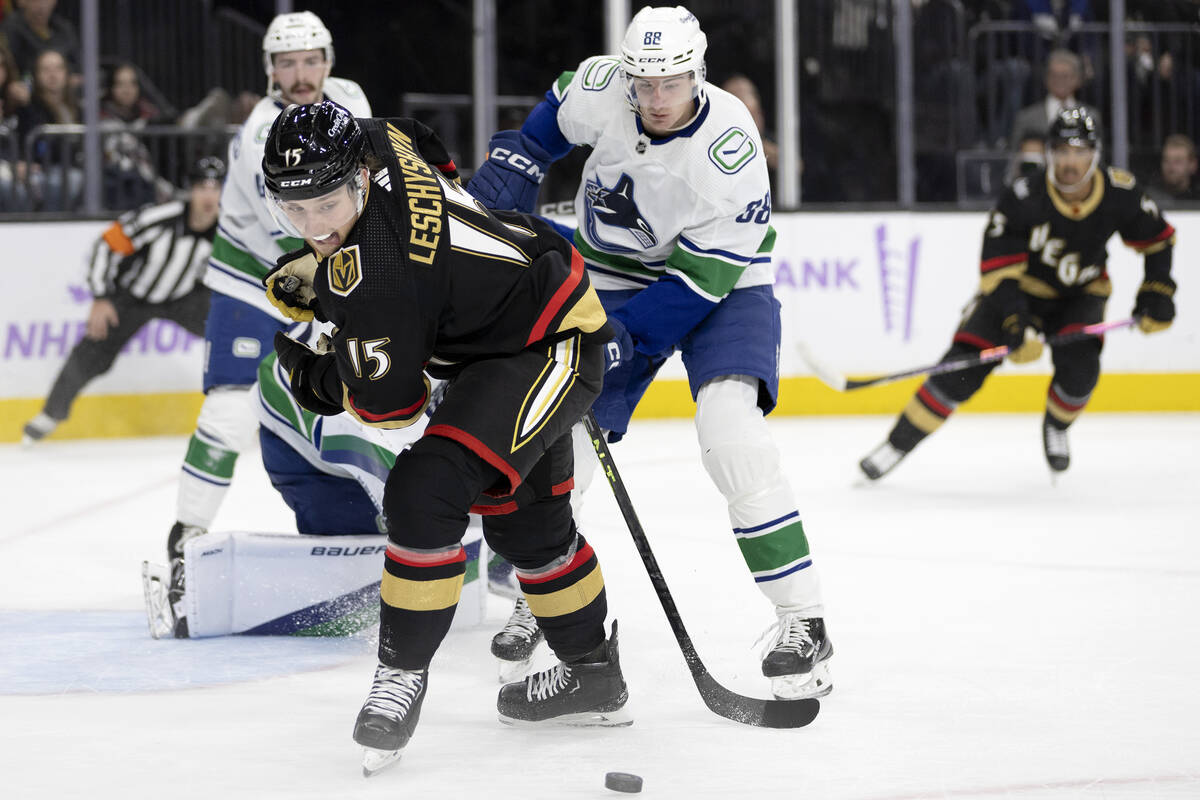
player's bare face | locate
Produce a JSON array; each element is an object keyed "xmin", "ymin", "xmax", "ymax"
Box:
[
  {"xmin": 276, "ymin": 181, "xmax": 363, "ymax": 256},
  {"xmin": 189, "ymin": 180, "xmax": 222, "ymax": 225},
  {"xmin": 272, "ymin": 50, "xmax": 328, "ymax": 105},
  {"xmin": 632, "ymin": 73, "xmax": 696, "ymax": 136},
  {"xmin": 1050, "ymin": 143, "xmax": 1095, "ymax": 192}
]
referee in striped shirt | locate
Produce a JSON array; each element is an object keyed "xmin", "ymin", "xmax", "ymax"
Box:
[{"xmin": 22, "ymin": 157, "xmax": 226, "ymax": 444}]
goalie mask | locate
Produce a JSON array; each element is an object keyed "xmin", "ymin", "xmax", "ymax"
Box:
[
  {"xmin": 262, "ymin": 101, "xmax": 367, "ymax": 244},
  {"xmin": 1046, "ymin": 106, "xmax": 1101, "ymax": 194},
  {"xmin": 620, "ymin": 5, "xmax": 707, "ymax": 130}
]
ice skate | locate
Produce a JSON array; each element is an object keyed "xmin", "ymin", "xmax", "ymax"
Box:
[
  {"xmin": 760, "ymin": 614, "xmax": 834, "ymax": 700},
  {"xmin": 21, "ymin": 413, "xmax": 57, "ymax": 446},
  {"xmin": 491, "ymin": 596, "xmax": 543, "ymax": 682},
  {"xmin": 141, "ymin": 561, "xmax": 178, "ymax": 639},
  {"xmin": 1042, "ymin": 415, "xmax": 1070, "ymax": 474},
  {"xmin": 497, "ymin": 621, "xmax": 631, "ymax": 727},
  {"xmin": 353, "ymin": 665, "xmax": 428, "ymax": 777},
  {"xmin": 165, "ymin": 522, "xmax": 205, "ymax": 638},
  {"xmin": 858, "ymin": 440, "xmax": 908, "ymax": 481}
]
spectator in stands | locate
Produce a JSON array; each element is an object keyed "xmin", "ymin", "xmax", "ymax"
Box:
[
  {"xmin": 99, "ymin": 61, "xmax": 168, "ymax": 209},
  {"xmin": 1, "ymin": 41, "xmax": 30, "ymax": 110},
  {"xmin": 1, "ymin": 0, "xmax": 79, "ymax": 79},
  {"xmin": 1147, "ymin": 133, "xmax": 1200, "ymax": 206},
  {"xmin": 1, "ymin": 44, "xmax": 32, "ymax": 211},
  {"xmin": 17, "ymin": 46, "xmax": 81, "ymax": 210},
  {"xmin": 100, "ymin": 63, "xmax": 163, "ymax": 124},
  {"xmin": 1010, "ymin": 49, "xmax": 1102, "ymax": 147},
  {"xmin": 1011, "ymin": 131, "xmax": 1047, "ymax": 182},
  {"xmin": 1020, "ymin": 0, "xmax": 1090, "ymax": 42}
]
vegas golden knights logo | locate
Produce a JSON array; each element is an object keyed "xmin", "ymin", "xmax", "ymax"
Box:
[{"xmin": 328, "ymin": 245, "xmax": 362, "ymax": 296}]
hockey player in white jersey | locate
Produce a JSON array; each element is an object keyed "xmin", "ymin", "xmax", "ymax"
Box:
[
  {"xmin": 468, "ymin": 5, "xmax": 833, "ymax": 699},
  {"xmin": 163, "ymin": 11, "xmax": 373, "ymax": 629}
]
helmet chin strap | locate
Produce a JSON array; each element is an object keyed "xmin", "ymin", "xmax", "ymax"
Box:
[{"xmin": 1048, "ymin": 148, "xmax": 1100, "ymax": 194}]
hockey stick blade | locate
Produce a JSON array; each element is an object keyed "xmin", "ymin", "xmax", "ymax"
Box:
[
  {"xmin": 795, "ymin": 340, "xmax": 847, "ymax": 391},
  {"xmin": 583, "ymin": 412, "xmax": 820, "ymax": 729},
  {"xmin": 807, "ymin": 317, "xmax": 1136, "ymax": 392}
]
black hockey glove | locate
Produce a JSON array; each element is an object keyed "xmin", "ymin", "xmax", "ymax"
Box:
[
  {"xmin": 1133, "ymin": 280, "xmax": 1175, "ymax": 334},
  {"xmin": 273, "ymin": 331, "xmax": 343, "ymax": 416},
  {"xmin": 465, "ymin": 130, "xmax": 551, "ymax": 213},
  {"xmin": 263, "ymin": 246, "xmax": 326, "ymax": 323}
]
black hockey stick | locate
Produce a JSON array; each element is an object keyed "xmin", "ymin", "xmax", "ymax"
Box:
[
  {"xmin": 798, "ymin": 317, "xmax": 1136, "ymax": 392},
  {"xmin": 582, "ymin": 411, "xmax": 820, "ymax": 729}
]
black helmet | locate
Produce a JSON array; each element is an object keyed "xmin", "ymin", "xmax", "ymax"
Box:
[
  {"xmin": 1048, "ymin": 106, "xmax": 1100, "ymax": 150},
  {"xmin": 188, "ymin": 155, "xmax": 226, "ymax": 185},
  {"xmin": 262, "ymin": 101, "xmax": 365, "ymax": 201}
]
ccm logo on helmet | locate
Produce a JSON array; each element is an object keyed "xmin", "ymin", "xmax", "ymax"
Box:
[
  {"xmin": 279, "ymin": 178, "xmax": 314, "ymax": 188},
  {"xmin": 488, "ymin": 146, "xmax": 545, "ymax": 184},
  {"xmin": 638, "ymin": 57, "xmax": 667, "ymax": 63}
]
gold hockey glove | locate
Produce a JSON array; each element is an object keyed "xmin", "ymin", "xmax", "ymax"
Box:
[
  {"xmin": 264, "ymin": 248, "xmax": 324, "ymax": 322},
  {"xmin": 1001, "ymin": 313, "xmax": 1044, "ymax": 364},
  {"xmin": 1133, "ymin": 280, "xmax": 1175, "ymax": 334}
]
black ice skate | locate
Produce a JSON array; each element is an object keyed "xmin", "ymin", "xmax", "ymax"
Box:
[
  {"xmin": 21, "ymin": 413, "xmax": 57, "ymax": 446},
  {"xmin": 761, "ymin": 614, "xmax": 834, "ymax": 699},
  {"xmin": 491, "ymin": 596, "xmax": 544, "ymax": 682},
  {"xmin": 497, "ymin": 621, "xmax": 631, "ymax": 727},
  {"xmin": 165, "ymin": 522, "xmax": 205, "ymax": 638},
  {"xmin": 353, "ymin": 665, "xmax": 428, "ymax": 777},
  {"xmin": 859, "ymin": 440, "xmax": 909, "ymax": 481},
  {"xmin": 1042, "ymin": 415, "xmax": 1070, "ymax": 473}
]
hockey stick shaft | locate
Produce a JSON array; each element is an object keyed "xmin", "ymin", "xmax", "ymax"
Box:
[
  {"xmin": 582, "ymin": 412, "xmax": 819, "ymax": 729},
  {"xmin": 825, "ymin": 317, "xmax": 1136, "ymax": 391}
]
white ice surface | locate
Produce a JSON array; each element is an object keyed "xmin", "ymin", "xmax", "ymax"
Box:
[{"xmin": 2, "ymin": 414, "xmax": 1198, "ymax": 799}]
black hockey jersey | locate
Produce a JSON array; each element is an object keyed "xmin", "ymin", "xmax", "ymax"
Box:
[
  {"xmin": 310, "ymin": 119, "xmax": 610, "ymax": 430},
  {"xmin": 978, "ymin": 167, "xmax": 1174, "ymax": 299}
]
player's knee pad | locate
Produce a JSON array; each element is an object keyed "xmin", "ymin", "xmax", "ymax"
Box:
[
  {"xmin": 696, "ymin": 375, "xmax": 781, "ymax": 502},
  {"xmin": 1050, "ymin": 340, "xmax": 1102, "ymax": 395},
  {"xmin": 194, "ymin": 386, "xmax": 258, "ymax": 452},
  {"xmin": 383, "ymin": 436, "xmax": 478, "ymax": 549}
]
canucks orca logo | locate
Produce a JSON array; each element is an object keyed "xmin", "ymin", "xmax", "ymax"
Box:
[{"xmin": 583, "ymin": 173, "xmax": 658, "ymax": 252}]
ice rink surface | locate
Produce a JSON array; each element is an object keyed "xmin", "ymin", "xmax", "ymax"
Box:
[{"xmin": 2, "ymin": 413, "xmax": 1198, "ymax": 800}]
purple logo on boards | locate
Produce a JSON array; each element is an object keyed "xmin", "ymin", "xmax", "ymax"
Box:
[{"xmin": 875, "ymin": 224, "xmax": 920, "ymax": 342}]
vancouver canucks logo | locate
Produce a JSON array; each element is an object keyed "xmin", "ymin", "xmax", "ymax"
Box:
[
  {"xmin": 583, "ymin": 173, "xmax": 658, "ymax": 253},
  {"xmin": 328, "ymin": 244, "xmax": 362, "ymax": 296}
]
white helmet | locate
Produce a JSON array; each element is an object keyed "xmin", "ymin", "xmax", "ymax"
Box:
[
  {"xmin": 262, "ymin": 11, "xmax": 334, "ymax": 77},
  {"xmin": 620, "ymin": 6, "xmax": 707, "ymax": 119}
]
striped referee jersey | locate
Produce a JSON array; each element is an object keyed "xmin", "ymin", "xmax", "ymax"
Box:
[{"xmin": 88, "ymin": 200, "xmax": 216, "ymax": 303}]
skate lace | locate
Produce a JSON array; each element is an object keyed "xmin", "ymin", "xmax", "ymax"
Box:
[
  {"xmin": 501, "ymin": 597, "xmax": 539, "ymax": 641},
  {"xmin": 525, "ymin": 662, "xmax": 574, "ymax": 702},
  {"xmin": 757, "ymin": 615, "xmax": 815, "ymax": 659},
  {"xmin": 363, "ymin": 666, "xmax": 425, "ymax": 720},
  {"xmin": 1044, "ymin": 425, "xmax": 1069, "ymax": 457}
]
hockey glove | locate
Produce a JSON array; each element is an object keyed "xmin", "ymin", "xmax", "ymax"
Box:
[
  {"xmin": 604, "ymin": 316, "xmax": 635, "ymax": 374},
  {"xmin": 273, "ymin": 331, "xmax": 343, "ymax": 416},
  {"xmin": 1001, "ymin": 311, "xmax": 1044, "ymax": 364},
  {"xmin": 1133, "ymin": 280, "xmax": 1176, "ymax": 333},
  {"xmin": 264, "ymin": 247, "xmax": 325, "ymax": 323},
  {"xmin": 465, "ymin": 130, "xmax": 551, "ymax": 213}
]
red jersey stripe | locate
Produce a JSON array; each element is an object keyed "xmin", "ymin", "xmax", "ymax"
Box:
[
  {"xmin": 980, "ymin": 253, "xmax": 1026, "ymax": 273},
  {"xmin": 953, "ymin": 331, "xmax": 995, "ymax": 350},
  {"xmin": 347, "ymin": 389, "xmax": 427, "ymax": 422},
  {"xmin": 526, "ymin": 247, "xmax": 584, "ymax": 346},
  {"xmin": 426, "ymin": 424, "xmax": 522, "ymax": 494},
  {"xmin": 1124, "ymin": 224, "xmax": 1175, "ymax": 249}
]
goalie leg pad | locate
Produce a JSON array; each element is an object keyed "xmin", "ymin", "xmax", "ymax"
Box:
[
  {"xmin": 179, "ymin": 528, "xmax": 483, "ymax": 638},
  {"xmin": 696, "ymin": 375, "xmax": 822, "ymax": 616}
]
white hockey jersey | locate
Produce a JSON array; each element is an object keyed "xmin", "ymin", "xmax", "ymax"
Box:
[
  {"xmin": 553, "ymin": 56, "xmax": 774, "ymax": 302},
  {"xmin": 205, "ymin": 77, "xmax": 372, "ymax": 317}
]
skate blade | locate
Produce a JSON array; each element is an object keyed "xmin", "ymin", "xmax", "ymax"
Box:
[
  {"xmin": 771, "ymin": 662, "xmax": 833, "ymax": 700},
  {"xmin": 140, "ymin": 561, "xmax": 174, "ymax": 640},
  {"xmin": 496, "ymin": 656, "xmax": 534, "ymax": 684},
  {"xmin": 498, "ymin": 705, "xmax": 633, "ymax": 728},
  {"xmin": 361, "ymin": 747, "xmax": 402, "ymax": 777}
]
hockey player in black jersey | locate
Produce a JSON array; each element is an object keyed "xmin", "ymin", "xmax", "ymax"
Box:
[
  {"xmin": 861, "ymin": 107, "xmax": 1177, "ymax": 480},
  {"xmin": 259, "ymin": 101, "xmax": 628, "ymax": 774}
]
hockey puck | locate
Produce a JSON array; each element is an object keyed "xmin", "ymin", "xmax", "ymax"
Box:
[{"xmin": 604, "ymin": 772, "xmax": 643, "ymax": 793}]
